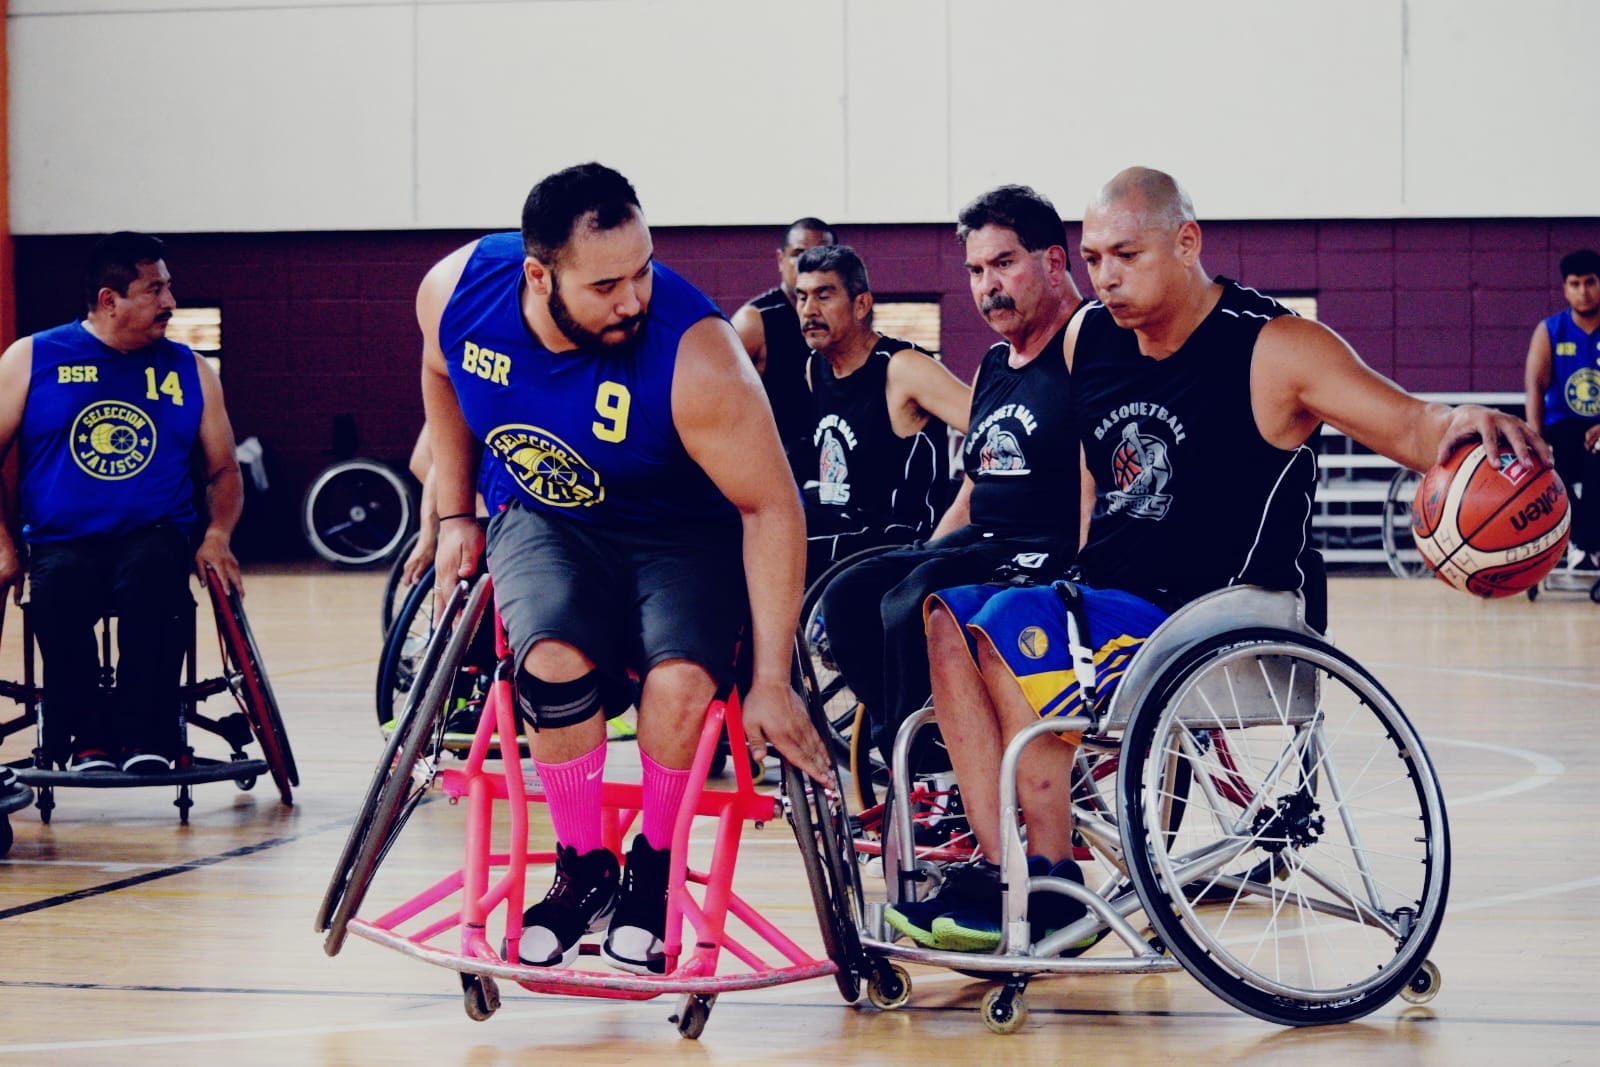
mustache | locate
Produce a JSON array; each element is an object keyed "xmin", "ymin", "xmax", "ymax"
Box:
[
  {"xmin": 155, "ymin": 311, "xmax": 173, "ymax": 323},
  {"xmin": 980, "ymin": 293, "xmax": 1016, "ymax": 314},
  {"xmin": 801, "ymin": 318, "xmax": 828, "ymax": 331},
  {"xmin": 606, "ymin": 313, "xmax": 645, "ymax": 334}
]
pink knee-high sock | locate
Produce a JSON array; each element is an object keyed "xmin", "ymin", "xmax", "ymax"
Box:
[
  {"xmin": 536, "ymin": 743, "xmax": 606, "ymax": 854},
  {"xmin": 640, "ymin": 751, "xmax": 691, "ymax": 851}
]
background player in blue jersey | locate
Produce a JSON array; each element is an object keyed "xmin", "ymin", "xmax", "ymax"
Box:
[
  {"xmin": 887, "ymin": 167, "xmax": 1548, "ymax": 953},
  {"xmin": 0, "ymin": 232, "xmax": 245, "ymax": 775},
  {"xmin": 419, "ymin": 163, "xmax": 831, "ymax": 975},
  {"xmin": 793, "ymin": 244, "xmax": 971, "ymax": 580},
  {"xmin": 731, "ymin": 217, "xmax": 836, "ymax": 485},
  {"xmin": 1524, "ymin": 248, "xmax": 1600, "ymax": 570}
]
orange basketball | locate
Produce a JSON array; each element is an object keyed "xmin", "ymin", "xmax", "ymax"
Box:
[{"xmin": 1410, "ymin": 443, "xmax": 1570, "ymax": 598}]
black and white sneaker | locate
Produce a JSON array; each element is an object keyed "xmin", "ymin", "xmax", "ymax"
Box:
[
  {"xmin": 603, "ymin": 836, "xmax": 671, "ymax": 974},
  {"xmin": 68, "ymin": 749, "xmax": 117, "ymax": 774},
  {"xmin": 121, "ymin": 751, "xmax": 171, "ymax": 776},
  {"xmin": 516, "ymin": 844, "xmax": 619, "ymax": 967}
]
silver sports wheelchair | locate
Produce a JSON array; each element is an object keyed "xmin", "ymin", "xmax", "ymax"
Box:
[{"xmin": 807, "ymin": 582, "xmax": 1449, "ymax": 1032}]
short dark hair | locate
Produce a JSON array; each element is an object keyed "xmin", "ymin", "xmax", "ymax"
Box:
[
  {"xmin": 796, "ymin": 244, "xmax": 870, "ymax": 299},
  {"xmin": 955, "ymin": 184, "xmax": 1068, "ymax": 259},
  {"xmin": 521, "ymin": 162, "xmax": 641, "ymax": 266},
  {"xmin": 82, "ymin": 231, "xmax": 167, "ymax": 313},
  {"xmin": 1560, "ymin": 249, "xmax": 1600, "ymax": 281},
  {"xmin": 782, "ymin": 216, "xmax": 835, "ymax": 249}
]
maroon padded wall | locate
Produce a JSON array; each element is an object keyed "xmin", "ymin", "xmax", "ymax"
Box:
[{"xmin": 13, "ymin": 216, "xmax": 1594, "ymax": 558}]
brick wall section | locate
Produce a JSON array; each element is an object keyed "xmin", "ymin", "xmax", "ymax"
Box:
[{"xmin": 13, "ymin": 218, "xmax": 1595, "ymax": 558}]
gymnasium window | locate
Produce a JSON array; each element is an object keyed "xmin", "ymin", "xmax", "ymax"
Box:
[
  {"xmin": 1275, "ymin": 294, "xmax": 1318, "ymax": 321},
  {"xmin": 872, "ymin": 297, "xmax": 941, "ymax": 358},
  {"xmin": 168, "ymin": 305, "xmax": 223, "ymax": 375}
]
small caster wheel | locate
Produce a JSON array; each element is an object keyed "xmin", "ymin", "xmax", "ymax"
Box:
[
  {"xmin": 1399, "ymin": 958, "xmax": 1441, "ymax": 1005},
  {"xmin": 672, "ymin": 992, "xmax": 715, "ymax": 1039},
  {"xmin": 0, "ymin": 816, "xmax": 12, "ymax": 858},
  {"xmin": 1526, "ymin": 585, "xmax": 1539, "ymax": 601},
  {"xmin": 1588, "ymin": 581, "xmax": 1600, "ymax": 605},
  {"xmin": 236, "ymin": 776, "xmax": 257, "ymax": 792},
  {"xmin": 461, "ymin": 973, "xmax": 500, "ymax": 1021},
  {"xmin": 981, "ymin": 985, "xmax": 1028, "ymax": 1035},
  {"xmin": 866, "ymin": 962, "xmax": 911, "ymax": 1010}
]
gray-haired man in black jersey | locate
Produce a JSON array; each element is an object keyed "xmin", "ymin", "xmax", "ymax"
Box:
[{"xmin": 888, "ymin": 165, "xmax": 1549, "ymax": 953}]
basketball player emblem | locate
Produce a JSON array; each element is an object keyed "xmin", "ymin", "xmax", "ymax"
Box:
[
  {"xmin": 818, "ymin": 429, "xmax": 851, "ymax": 504},
  {"xmin": 1106, "ymin": 421, "xmax": 1173, "ymax": 519},
  {"xmin": 1563, "ymin": 367, "xmax": 1600, "ymax": 418},
  {"xmin": 487, "ymin": 423, "xmax": 605, "ymax": 508},
  {"xmin": 70, "ymin": 401, "xmax": 156, "ymax": 480},
  {"xmin": 1016, "ymin": 626, "xmax": 1049, "ymax": 659},
  {"xmin": 979, "ymin": 424, "xmax": 1027, "ymax": 474}
]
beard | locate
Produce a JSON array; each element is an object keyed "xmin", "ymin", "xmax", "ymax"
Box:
[{"xmin": 549, "ymin": 270, "xmax": 646, "ymax": 354}]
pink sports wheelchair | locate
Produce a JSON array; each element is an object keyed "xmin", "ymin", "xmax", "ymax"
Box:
[{"xmin": 315, "ymin": 573, "xmax": 874, "ymax": 1038}]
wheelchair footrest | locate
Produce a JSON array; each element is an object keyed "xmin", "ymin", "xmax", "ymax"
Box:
[{"xmin": 13, "ymin": 757, "xmax": 269, "ymax": 789}]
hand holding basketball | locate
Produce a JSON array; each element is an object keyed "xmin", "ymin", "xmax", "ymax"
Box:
[{"xmin": 1410, "ymin": 443, "xmax": 1569, "ymax": 598}]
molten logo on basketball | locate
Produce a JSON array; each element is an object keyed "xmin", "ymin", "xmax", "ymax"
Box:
[{"xmin": 1410, "ymin": 443, "xmax": 1569, "ymax": 598}]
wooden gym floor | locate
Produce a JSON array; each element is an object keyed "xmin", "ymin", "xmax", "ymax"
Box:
[{"xmin": 0, "ymin": 565, "xmax": 1595, "ymax": 1065}]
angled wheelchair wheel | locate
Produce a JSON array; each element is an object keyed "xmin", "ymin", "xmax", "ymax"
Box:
[
  {"xmin": 375, "ymin": 566, "xmax": 436, "ymax": 728},
  {"xmin": 207, "ymin": 571, "xmax": 298, "ymax": 805},
  {"xmin": 302, "ymin": 458, "xmax": 415, "ymax": 567},
  {"xmin": 317, "ymin": 575, "xmax": 490, "ymax": 954},
  {"xmin": 782, "ymin": 758, "xmax": 865, "ymax": 1004},
  {"xmin": 797, "ymin": 547, "xmax": 888, "ymax": 775},
  {"xmin": 1381, "ymin": 468, "xmax": 1430, "ymax": 579},
  {"xmin": 1118, "ymin": 627, "xmax": 1450, "ymax": 1026},
  {"xmin": 380, "ymin": 530, "xmax": 422, "ymax": 638}
]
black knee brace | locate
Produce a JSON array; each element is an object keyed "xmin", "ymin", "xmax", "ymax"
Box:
[{"xmin": 515, "ymin": 668, "xmax": 604, "ymax": 730}]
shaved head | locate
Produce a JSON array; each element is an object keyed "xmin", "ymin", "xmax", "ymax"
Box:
[{"xmin": 1090, "ymin": 166, "xmax": 1195, "ymax": 233}]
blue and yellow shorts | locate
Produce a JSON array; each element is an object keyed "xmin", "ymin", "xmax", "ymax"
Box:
[{"xmin": 926, "ymin": 582, "xmax": 1169, "ymax": 721}]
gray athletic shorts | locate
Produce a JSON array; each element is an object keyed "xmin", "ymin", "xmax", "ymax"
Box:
[{"xmin": 485, "ymin": 503, "xmax": 747, "ymax": 690}]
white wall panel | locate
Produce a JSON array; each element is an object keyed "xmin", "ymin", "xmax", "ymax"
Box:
[
  {"xmin": 842, "ymin": 0, "xmax": 950, "ymax": 221},
  {"xmin": 1404, "ymin": 0, "xmax": 1593, "ymax": 216},
  {"xmin": 413, "ymin": 0, "xmax": 848, "ymax": 229},
  {"xmin": 6, "ymin": 0, "xmax": 1597, "ymax": 234},
  {"xmin": 944, "ymin": 0, "xmax": 1404, "ymax": 220},
  {"xmin": 9, "ymin": 6, "xmax": 416, "ymax": 233}
]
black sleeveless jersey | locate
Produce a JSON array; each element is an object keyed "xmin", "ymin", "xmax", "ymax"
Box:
[
  {"xmin": 1074, "ymin": 278, "xmax": 1318, "ymax": 611},
  {"xmin": 748, "ymin": 286, "xmax": 814, "ymax": 482},
  {"xmin": 961, "ymin": 322, "xmax": 1080, "ymax": 541},
  {"xmin": 806, "ymin": 336, "xmax": 949, "ymax": 537}
]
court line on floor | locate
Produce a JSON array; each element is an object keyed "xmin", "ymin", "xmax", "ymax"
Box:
[{"xmin": 0, "ymin": 809, "xmax": 369, "ymax": 921}]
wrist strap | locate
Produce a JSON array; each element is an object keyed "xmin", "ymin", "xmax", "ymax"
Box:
[{"xmin": 437, "ymin": 512, "xmax": 476, "ymax": 523}]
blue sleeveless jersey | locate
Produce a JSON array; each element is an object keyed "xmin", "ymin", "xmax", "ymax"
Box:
[
  {"xmin": 442, "ymin": 233, "xmax": 736, "ymax": 532},
  {"xmin": 19, "ymin": 322, "xmax": 204, "ymax": 543},
  {"xmin": 1540, "ymin": 309, "xmax": 1600, "ymax": 428}
]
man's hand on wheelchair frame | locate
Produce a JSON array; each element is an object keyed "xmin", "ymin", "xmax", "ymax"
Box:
[
  {"xmin": 743, "ymin": 678, "xmax": 837, "ymax": 789},
  {"xmin": 195, "ymin": 530, "xmax": 243, "ymax": 597},
  {"xmin": 0, "ymin": 542, "xmax": 21, "ymax": 605}
]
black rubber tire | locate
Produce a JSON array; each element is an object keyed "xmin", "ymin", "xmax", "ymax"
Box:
[
  {"xmin": 301, "ymin": 458, "xmax": 415, "ymax": 567},
  {"xmin": 380, "ymin": 530, "xmax": 422, "ymax": 638},
  {"xmin": 316, "ymin": 576, "xmax": 488, "ymax": 952},
  {"xmin": 375, "ymin": 566, "xmax": 436, "ymax": 728},
  {"xmin": 208, "ymin": 571, "xmax": 298, "ymax": 804}
]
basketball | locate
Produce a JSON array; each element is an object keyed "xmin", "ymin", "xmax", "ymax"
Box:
[{"xmin": 1410, "ymin": 443, "xmax": 1570, "ymax": 598}]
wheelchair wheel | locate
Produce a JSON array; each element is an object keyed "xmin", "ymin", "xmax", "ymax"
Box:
[
  {"xmin": 317, "ymin": 576, "xmax": 490, "ymax": 953},
  {"xmin": 1118, "ymin": 627, "xmax": 1450, "ymax": 1026},
  {"xmin": 302, "ymin": 458, "xmax": 415, "ymax": 567},
  {"xmin": 375, "ymin": 566, "xmax": 436, "ymax": 728},
  {"xmin": 797, "ymin": 547, "xmax": 888, "ymax": 774},
  {"xmin": 208, "ymin": 571, "xmax": 299, "ymax": 805},
  {"xmin": 380, "ymin": 530, "xmax": 421, "ymax": 638},
  {"xmin": 1381, "ymin": 468, "xmax": 1430, "ymax": 579},
  {"xmin": 782, "ymin": 759, "xmax": 865, "ymax": 1004}
]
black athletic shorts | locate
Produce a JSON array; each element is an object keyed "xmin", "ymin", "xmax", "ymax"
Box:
[{"xmin": 485, "ymin": 503, "xmax": 747, "ymax": 689}]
